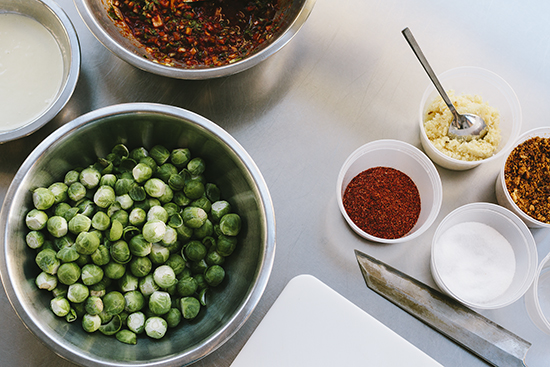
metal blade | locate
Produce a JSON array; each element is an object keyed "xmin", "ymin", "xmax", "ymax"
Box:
[{"xmin": 355, "ymin": 249, "xmax": 531, "ymax": 367}]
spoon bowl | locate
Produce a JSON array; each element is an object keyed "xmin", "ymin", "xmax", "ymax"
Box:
[{"xmin": 402, "ymin": 27, "xmax": 488, "ymax": 141}]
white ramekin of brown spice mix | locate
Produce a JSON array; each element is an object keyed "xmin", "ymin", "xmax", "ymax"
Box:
[{"xmin": 496, "ymin": 127, "xmax": 550, "ymax": 229}]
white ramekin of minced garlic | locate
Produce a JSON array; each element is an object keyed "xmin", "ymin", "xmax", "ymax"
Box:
[{"xmin": 418, "ymin": 66, "xmax": 521, "ymax": 170}]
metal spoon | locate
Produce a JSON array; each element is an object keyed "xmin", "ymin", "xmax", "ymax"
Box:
[{"xmin": 402, "ymin": 27, "xmax": 488, "ymax": 141}]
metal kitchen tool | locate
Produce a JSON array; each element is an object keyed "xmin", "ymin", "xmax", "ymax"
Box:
[
  {"xmin": 402, "ymin": 27, "xmax": 488, "ymax": 141},
  {"xmin": 355, "ymin": 249, "xmax": 531, "ymax": 367}
]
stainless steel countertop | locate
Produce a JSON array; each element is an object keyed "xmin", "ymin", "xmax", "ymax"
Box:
[{"xmin": 2, "ymin": 0, "xmax": 550, "ymax": 366}]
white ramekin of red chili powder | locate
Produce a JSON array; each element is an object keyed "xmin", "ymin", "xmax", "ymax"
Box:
[{"xmin": 337, "ymin": 139, "xmax": 443, "ymax": 243}]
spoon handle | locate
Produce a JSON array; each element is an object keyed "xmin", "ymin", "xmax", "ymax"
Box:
[{"xmin": 402, "ymin": 27, "xmax": 458, "ymax": 116}]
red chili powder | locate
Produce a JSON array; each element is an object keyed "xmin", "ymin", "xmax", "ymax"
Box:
[{"xmin": 342, "ymin": 167, "xmax": 421, "ymax": 239}]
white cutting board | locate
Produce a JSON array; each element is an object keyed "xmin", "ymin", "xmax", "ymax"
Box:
[{"xmin": 231, "ymin": 274, "xmax": 443, "ymax": 367}]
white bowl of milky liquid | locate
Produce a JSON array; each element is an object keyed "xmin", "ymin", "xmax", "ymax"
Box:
[
  {"xmin": 0, "ymin": 0, "xmax": 80, "ymax": 143},
  {"xmin": 431, "ymin": 202, "xmax": 537, "ymax": 309}
]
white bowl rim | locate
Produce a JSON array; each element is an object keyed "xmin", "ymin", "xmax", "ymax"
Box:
[
  {"xmin": 431, "ymin": 202, "xmax": 538, "ymax": 309},
  {"xmin": 498, "ymin": 126, "xmax": 550, "ymax": 228},
  {"xmin": 336, "ymin": 139, "xmax": 443, "ymax": 244},
  {"xmin": 418, "ymin": 66, "xmax": 522, "ymax": 168}
]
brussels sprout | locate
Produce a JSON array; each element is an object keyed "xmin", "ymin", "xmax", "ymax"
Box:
[
  {"xmin": 35, "ymin": 248, "xmax": 60, "ymax": 275},
  {"xmin": 194, "ymin": 273, "xmax": 208, "ymax": 290},
  {"xmin": 150, "ymin": 145, "xmax": 170, "ymax": 165},
  {"xmin": 129, "ymin": 184, "xmax": 146, "ymax": 202},
  {"xmin": 104, "ymin": 261, "xmax": 126, "ymax": 280},
  {"xmin": 144, "ymin": 178, "xmax": 166, "ymax": 198},
  {"xmin": 82, "ymin": 313, "xmax": 101, "ymax": 333},
  {"xmin": 32, "ymin": 187, "xmax": 55, "ymax": 210},
  {"xmin": 144, "ymin": 316, "xmax": 167, "ymax": 339},
  {"xmin": 65, "ymin": 308, "xmax": 78, "ymax": 323},
  {"xmin": 57, "ymin": 262, "xmax": 81, "ymax": 285},
  {"xmin": 48, "ymin": 182, "xmax": 69, "ymax": 204},
  {"xmin": 187, "ymin": 157, "xmax": 205, "ymax": 176},
  {"xmin": 170, "ymin": 148, "xmax": 191, "ymax": 168},
  {"xmin": 26, "ymin": 209, "xmax": 49, "ymax": 231},
  {"xmin": 142, "ymin": 220, "xmax": 166, "ymax": 244},
  {"xmin": 205, "ymin": 183, "xmax": 221, "ymax": 202},
  {"xmin": 110, "ymin": 209, "xmax": 129, "ymax": 227},
  {"xmin": 115, "ymin": 178, "xmax": 134, "ymax": 196},
  {"xmin": 56, "ymin": 246, "xmax": 80, "ymax": 263},
  {"xmin": 69, "ymin": 214, "xmax": 92, "ymax": 234},
  {"xmin": 91, "ymin": 244, "xmax": 111, "ymax": 266},
  {"xmin": 103, "ymin": 291, "xmax": 125, "ymax": 316},
  {"xmin": 147, "ymin": 205, "xmax": 169, "ymax": 223},
  {"xmin": 176, "ymin": 224, "xmax": 193, "ymax": 241},
  {"xmin": 67, "ymin": 182, "xmax": 86, "ymax": 202},
  {"xmin": 176, "ymin": 276, "xmax": 198, "ymax": 297},
  {"xmin": 93, "ymin": 185, "xmax": 116, "ymax": 208},
  {"xmin": 153, "ymin": 265, "xmax": 177, "ymax": 289},
  {"xmin": 51, "ymin": 283, "xmax": 68, "ymax": 298},
  {"xmin": 76, "ymin": 198, "xmax": 96, "ymax": 216},
  {"xmin": 46, "ymin": 216, "xmax": 68, "ymax": 238},
  {"xmin": 168, "ymin": 173, "xmax": 185, "ymax": 191},
  {"xmin": 165, "ymin": 254, "xmax": 186, "ymax": 275},
  {"xmin": 100, "ymin": 173, "xmax": 117, "ymax": 187},
  {"xmin": 128, "ymin": 207, "xmax": 146, "ymax": 226},
  {"xmin": 81, "ymin": 264, "xmax": 104, "ymax": 286},
  {"xmin": 149, "ymin": 243, "xmax": 170, "ymax": 265},
  {"xmin": 130, "ymin": 146, "xmax": 148, "ymax": 161},
  {"xmin": 182, "ymin": 207, "xmax": 207, "ymax": 229},
  {"xmin": 194, "ymin": 219, "xmax": 213, "ymax": 240},
  {"xmin": 159, "ymin": 227, "xmax": 176, "ymax": 246},
  {"xmin": 99, "ymin": 314, "xmax": 122, "ymax": 335},
  {"xmin": 116, "ymin": 194, "xmax": 134, "ymax": 210},
  {"xmin": 109, "ymin": 219, "xmax": 123, "ymax": 242},
  {"xmin": 67, "ymin": 283, "xmax": 89, "ymax": 303},
  {"xmin": 148, "ymin": 291, "xmax": 171, "ymax": 315},
  {"xmin": 110, "ymin": 240, "xmax": 131, "ymax": 264},
  {"xmin": 75, "ymin": 252, "xmax": 92, "ymax": 267},
  {"xmin": 132, "ymin": 162, "xmax": 153, "ymax": 183},
  {"xmin": 180, "ymin": 297, "xmax": 201, "ymax": 319},
  {"xmin": 219, "ymin": 213, "xmax": 241, "ymax": 236},
  {"xmin": 36, "ymin": 271, "xmax": 58, "ymax": 290},
  {"xmin": 164, "ymin": 307, "xmax": 182, "ymax": 328},
  {"xmin": 79, "ymin": 167, "xmax": 101, "ymax": 189},
  {"xmin": 124, "ymin": 290, "xmax": 145, "ymax": 313},
  {"xmin": 129, "ymin": 234, "xmax": 152, "ymax": 257},
  {"xmin": 205, "ymin": 265, "xmax": 225, "ymax": 287},
  {"xmin": 173, "ymin": 191, "xmax": 191, "ymax": 207},
  {"xmin": 64, "ymin": 170, "xmax": 80, "ymax": 185},
  {"xmin": 54, "ymin": 202, "xmax": 72, "ymax": 217},
  {"xmin": 189, "ymin": 259, "xmax": 208, "ymax": 275},
  {"xmin": 156, "ymin": 163, "xmax": 178, "ymax": 183},
  {"xmin": 62, "ymin": 207, "xmax": 79, "ymax": 222},
  {"xmin": 183, "ymin": 180, "xmax": 204, "ymax": 200},
  {"xmin": 119, "ymin": 273, "xmax": 139, "ymax": 292},
  {"xmin": 75, "ymin": 231, "xmax": 100, "ymax": 255},
  {"xmin": 127, "ymin": 311, "xmax": 146, "ymax": 334},
  {"xmin": 26, "ymin": 230, "xmax": 45, "ymax": 249},
  {"xmin": 129, "ymin": 256, "xmax": 152, "ymax": 278},
  {"xmin": 91, "ymin": 211, "xmax": 110, "ymax": 231},
  {"xmin": 158, "ymin": 185, "xmax": 174, "ymax": 204},
  {"xmin": 211, "ymin": 201, "xmax": 231, "ymax": 223},
  {"xmin": 116, "ymin": 329, "xmax": 137, "ymax": 345},
  {"xmin": 139, "ymin": 274, "xmax": 159, "ymax": 297},
  {"xmin": 51, "ymin": 296, "xmax": 71, "ymax": 317},
  {"xmin": 190, "ymin": 196, "xmax": 211, "ymax": 213},
  {"xmin": 184, "ymin": 241, "xmax": 207, "ymax": 262},
  {"xmin": 206, "ymin": 249, "xmax": 225, "ymax": 266},
  {"xmin": 89, "ymin": 277, "xmax": 111, "ymax": 297},
  {"xmin": 85, "ymin": 296, "xmax": 104, "ymax": 315},
  {"xmin": 216, "ymin": 234, "xmax": 237, "ymax": 256}
]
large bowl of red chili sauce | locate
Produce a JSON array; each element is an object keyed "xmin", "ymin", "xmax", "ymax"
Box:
[
  {"xmin": 336, "ymin": 139, "xmax": 443, "ymax": 244},
  {"xmin": 74, "ymin": 0, "xmax": 315, "ymax": 79}
]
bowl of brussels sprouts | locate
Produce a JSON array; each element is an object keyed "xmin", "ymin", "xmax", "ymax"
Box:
[{"xmin": 0, "ymin": 103, "xmax": 276, "ymax": 366}]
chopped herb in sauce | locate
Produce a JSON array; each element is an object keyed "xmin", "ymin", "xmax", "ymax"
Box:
[{"xmin": 109, "ymin": 0, "xmax": 282, "ymax": 68}]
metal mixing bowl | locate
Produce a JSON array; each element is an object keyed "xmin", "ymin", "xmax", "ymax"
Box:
[
  {"xmin": 74, "ymin": 0, "xmax": 315, "ymax": 79},
  {"xmin": 0, "ymin": 0, "xmax": 80, "ymax": 143},
  {"xmin": 0, "ymin": 103, "xmax": 276, "ymax": 366}
]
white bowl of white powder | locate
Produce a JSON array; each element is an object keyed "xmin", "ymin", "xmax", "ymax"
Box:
[
  {"xmin": 431, "ymin": 202, "xmax": 537, "ymax": 309},
  {"xmin": 0, "ymin": 0, "xmax": 80, "ymax": 143}
]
